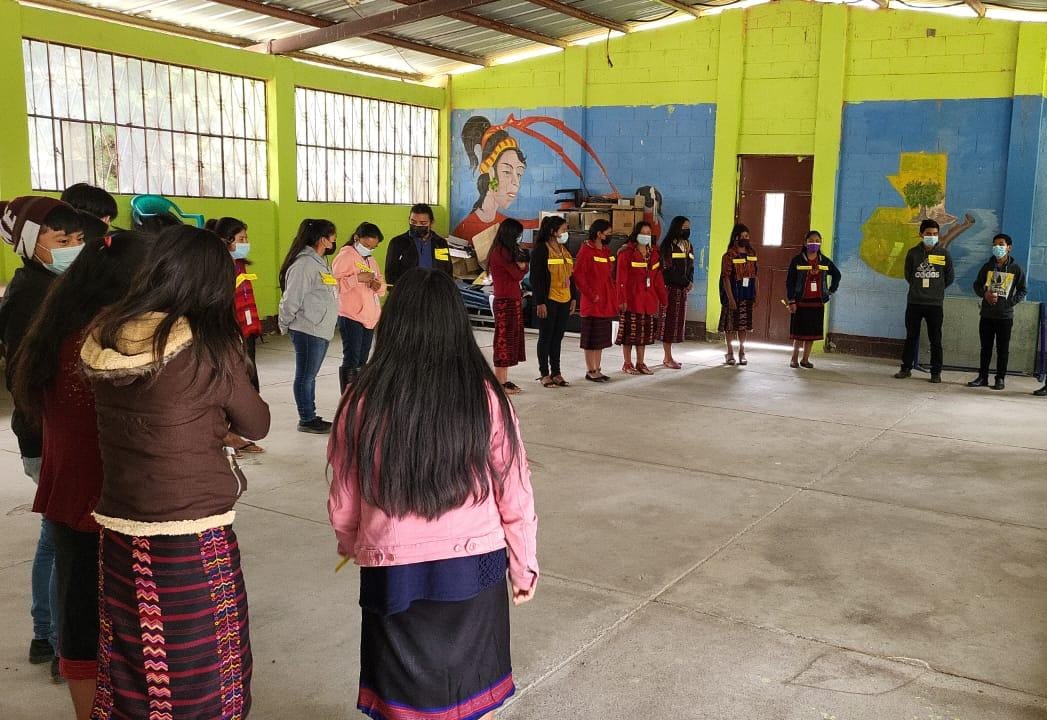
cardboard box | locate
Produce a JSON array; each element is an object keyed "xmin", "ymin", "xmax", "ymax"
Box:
[
  {"xmin": 612, "ymin": 208, "xmax": 643, "ymax": 235},
  {"xmin": 582, "ymin": 211, "xmax": 610, "ymax": 231},
  {"xmin": 634, "ymin": 194, "xmax": 645, "ymax": 209}
]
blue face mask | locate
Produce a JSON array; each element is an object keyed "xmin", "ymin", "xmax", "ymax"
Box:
[
  {"xmin": 922, "ymin": 234, "xmax": 939, "ymax": 247},
  {"xmin": 637, "ymin": 234, "xmax": 652, "ymax": 246},
  {"xmin": 992, "ymin": 245, "xmax": 1008, "ymax": 259},
  {"xmin": 230, "ymin": 243, "xmax": 250, "ymax": 260},
  {"xmin": 357, "ymin": 244, "xmax": 374, "ymax": 258},
  {"xmin": 44, "ymin": 244, "xmax": 84, "ymax": 275}
]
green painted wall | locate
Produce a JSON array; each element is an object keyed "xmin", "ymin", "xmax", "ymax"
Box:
[{"xmin": 0, "ymin": 0, "xmax": 450, "ymax": 316}]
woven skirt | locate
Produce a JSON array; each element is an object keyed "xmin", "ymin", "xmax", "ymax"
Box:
[
  {"xmin": 789, "ymin": 304, "xmax": 826, "ymax": 341},
  {"xmin": 358, "ymin": 580, "xmax": 515, "ymax": 720},
  {"xmin": 718, "ymin": 299, "xmax": 754, "ymax": 333},
  {"xmin": 92, "ymin": 526, "xmax": 252, "ymax": 720},
  {"xmin": 579, "ymin": 316, "xmax": 613, "ymax": 350},
  {"xmin": 616, "ymin": 311, "xmax": 657, "ymax": 347},
  {"xmin": 492, "ymin": 297, "xmax": 525, "ymax": 368},
  {"xmin": 661, "ymin": 288, "xmax": 689, "ymax": 344}
]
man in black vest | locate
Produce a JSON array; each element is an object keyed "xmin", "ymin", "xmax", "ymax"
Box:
[{"xmin": 385, "ymin": 203, "xmax": 452, "ymax": 286}]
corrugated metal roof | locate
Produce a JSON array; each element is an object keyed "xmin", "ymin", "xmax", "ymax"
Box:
[{"xmin": 39, "ymin": 0, "xmax": 1047, "ymax": 80}]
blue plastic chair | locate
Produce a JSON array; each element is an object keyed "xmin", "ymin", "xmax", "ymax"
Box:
[{"xmin": 130, "ymin": 194, "xmax": 205, "ymax": 228}]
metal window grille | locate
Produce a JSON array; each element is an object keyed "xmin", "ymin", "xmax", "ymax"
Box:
[
  {"xmin": 295, "ymin": 87, "xmax": 439, "ymax": 205},
  {"xmin": 22, "ymin": 38, "xmax": 268, "ymax": 199}
]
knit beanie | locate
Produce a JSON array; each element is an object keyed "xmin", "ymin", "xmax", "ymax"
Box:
[{"xmin": 0, "ymin": 196, "xmax": 70, "ymax": 259}]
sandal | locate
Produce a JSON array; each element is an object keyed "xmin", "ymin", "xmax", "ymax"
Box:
[
  {"xmin": 738, "ymin": 353, "xmax": 748, "ymax": 366},
  {"xmin": 637, "ymin": 363, "xmax": 654, "ymax": 375},
  {"xmin": 585, "ymin": 371, "xmax": 603, "ymax": 383},
  {"xmin": 236, "ymin": 441, "xmax": 265, "ymax": 454},
  {"xmin": 663, "ymin": 360, "xmax": 682, "ymax": 370},
  {"xmin": 502, "ymin": 382, "xmax": 522, "ymax": 395},
  {"xmin": 552, "ymin": 375, "xmax": 570, "ymax": 387},
  {"xmin": 800, "ymin": 360, "xmax": 814, "ymax": 369},
  {"xmin": 540, "ymin": 376, "xmax": 557, "ymax": 388},
  {"xmin": 790, "ymin": 360, "xmax": 800, "ymax": 369},
  {"xmin": 622, "ymin": 362, "xmax": 641, "ymax": 375},
  {"xmin": 725, "ymin": 353, "xmax": 736, "ymax": 366}
]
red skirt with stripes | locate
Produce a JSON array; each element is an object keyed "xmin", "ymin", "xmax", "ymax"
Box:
[
  {"xmin": 661, "ymin": 287, "xmax": 689, "ymax": 344},
  {"xmin": 92, "ymin": 526, "xmax": 252, "ymax": 720},
  {"xmin": 492, "ymin": 297, "xmax": 525, "ymax": 368}
]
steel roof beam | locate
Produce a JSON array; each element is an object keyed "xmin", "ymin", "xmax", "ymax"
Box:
[
  {"xmin": 965, "ymin": 0, "xmax": 986, "ymax": 17},
  {"xmin": 249, "ymin": 0, "xmax": 499, "ymax": 54},
  {"xmin": 525, "ymin": 0, "xmax": 629, "ymax": 34},
  {"xmin": 392, "ymin": 0, "xmax": 569, "ymax": 49},
  {"xmin": 648, "ymin": 0, "xmax": 704, "ymax": 18},
  {"xmin": 208, "ymin": 0, "xmax": 489, "ymax": 65}
]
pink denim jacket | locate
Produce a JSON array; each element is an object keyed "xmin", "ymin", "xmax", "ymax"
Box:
[
  {"xmin": 331, "ymin": 244, "xmax": 386, "ymax": 330},
  {"xmin": 327, "ymin": 389, "xmax": 539, "ymax": 590}
]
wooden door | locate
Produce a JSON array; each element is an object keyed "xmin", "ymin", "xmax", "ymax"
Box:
[{"xmin": 735, "ymin": 156, "xmax": 813, "ymax": 342}]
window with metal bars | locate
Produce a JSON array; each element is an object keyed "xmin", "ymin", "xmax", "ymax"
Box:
[
  {"xmin": 295, "ymin": 87, "xmax": 439, "ymax": 205},
  {"xmin": 22, "ymin": 39, "xmax": 268, "ymax": 199}
]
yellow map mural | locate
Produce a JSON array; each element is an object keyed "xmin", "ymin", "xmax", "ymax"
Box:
[{"xmin": 860, "ymin": 153, "xmax": 974, "ymax": 279}]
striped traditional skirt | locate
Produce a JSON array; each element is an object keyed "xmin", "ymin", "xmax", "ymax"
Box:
[
  {"xmin": 661, "ymin": 287, "xmax": 689, "ymax": 344},
  {"xmin": 616, "ymin": 311, "xmax": 657, "ymax": 346},
  {"xmin": 718, "ymin": 299, "xmax": 754, "ymax": 333},
  {"xmin": 492, "ymin": 296, "xmax": 525, "ymax": 368},
  {"xmin": 579, "ymin": 316, "xmax": 613, "ymax": 350},
  {"xmin": 789, "ymin": 303, "xmax": 826, "ymax": 341},
  {"xmin": 92, "ymin": 526, "xmax": 252, "ymax": 720}
]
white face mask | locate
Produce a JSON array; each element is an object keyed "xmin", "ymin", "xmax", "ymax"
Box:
[
  {"xmin": 637, "ymin": 234, "xmax": 652, "ymax": 246},
  {"xmin": 558, "ymin": 231, "xmax": 569, "ymax": 245}
]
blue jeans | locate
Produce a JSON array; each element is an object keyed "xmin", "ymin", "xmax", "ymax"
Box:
[
  {"xmin": 31, "ymin": 516, "xmax": 58, "ymax": 649},
  {"xmin": 290, "ymin": 330, "xmax": 330, "ymax": 423},
  {"xmin": 337, "ymin": 316, "xmax": 374, "ymax": 371}
]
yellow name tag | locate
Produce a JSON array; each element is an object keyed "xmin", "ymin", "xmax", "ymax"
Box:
[
  {"xmin": 320, "ymin": 272, "xmax": 337, "ymax": 285},
  {"xmin": 434, "ymin": 249, "xmax": 450, "ymax": 261},
  {"xmin": 608, "ymin": 255, "xmax": 616, "ymax": 262},
  {"xmin": 732, "ymin": 258, "xmax": 746, "ymax": 265},
  {"xmin": 819, "ymin": 265, "xmax": 829, "ymax": 271},
  {"xmin": 928, "ymin": 255, "xmax": 946, "ymax": 266},
  {"xmin": 796, "ymin": 265, "xmax": 812, "ymax": 271},
  {"xmin": 235, "ymin": 273, "xmax": 257, "ymax": 288},
  {"xmin": 631, "ymin": 261, "xmax": 647, "ymax": 268},
  {"xmin": 672, "ymin": 252, "xmax": 687, "ymax": 259},
  {"xmin": 548, "ymin": 258, "xmax": 565, "ymax": 266},
  {"xmin": 593, "ymin": 257, "xmax": 609, "ymax": 264},
  {"xmin": 747, "ymin": 256, "xmax": 758, "ymax": 262},
  {"xmin": 652, "ymin": 263, "xmax": 660, "ymax": 270}
]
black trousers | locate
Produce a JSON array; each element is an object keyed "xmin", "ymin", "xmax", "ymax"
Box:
[
  {"xmin": 978, "ymin": 317, "xmax": 1013, "ymax": 380},
  {"xmin": 245, "ymin": 334, "xmax": 259, "ymax": 391},
  {"xmin": 537, "ymin": 299, "xmax": 571, "ymax": 377},
  {"xmin": 901, "ymin": 303, "xmax": 944, "ymax": 374}
]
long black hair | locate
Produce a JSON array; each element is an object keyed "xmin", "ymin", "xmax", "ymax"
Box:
[
  {"xmin": 12, "ymin": 231, "xmax": 153, "ymax": 423},
  {"xmin": 492, "ymin": 218, "xmax": 525, "ymax": 261},
  {"xmin": 279, "ymin": 218, "xmax": 336, "ymax": 290},
  {"xmin": 333, "ymin": 268, "xmax": 521, "ymax": 520},
  {"xmin": 461, "ymin": 116, "xmax": 527, "ymax": 211},
  {"xmin": 730, "ymin": 223, "xmax": 752, "ymax": 251},
  {"xmin": 93, "ymin": 226, "xmax": 242, "ymax": 387},
  {"xmin": 661, "ymin": 215, "xmax": 690, "ymax": 259},
  {"xmin": 536, "ymin": 215, "xmax": 566, "ymax": 246}
]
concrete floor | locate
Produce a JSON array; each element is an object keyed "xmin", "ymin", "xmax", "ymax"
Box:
[{"xmin": 1, "ymin": 332, "xmax": 1046, "ymax": 719}]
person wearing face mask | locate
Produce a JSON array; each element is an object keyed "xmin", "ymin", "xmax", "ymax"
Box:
[
  {"xmin": 616, "ymin": 222, "xmax": 668, "ymax": 375},
  {"xmin": 487, "ymin": 218, "xmax": 528, "ymax": 394},
  {"xmin": 529, "ymin": 216, "xmax": 577, "ymax": 388},
  {"xmin": 785, "ymin": 231, "xmax": 842, "ymax": 369},
  {"xmin": 574, "ymin": 219, "xmax": 617, "ymax": 382},
  {"xmin": 0, "ymin": 196, "xmax": 85, "ymax": 682},
  {"xmin": 659, "ymin": 216, "xmax": 695, "ymax": 369},
  {"xmin": 384, "ymin": 203, "xmax": 452, "ymax": 287},
  {"xmin": 279, "ymin": 218, "xmax": 339, "ymax": 433},
  {"xmin": 967, "ymin": 233, "xmax": 1026, "ymax": 391},
  {"xmin": 719, "ymin": 223, "xmax": 757, "ymax": 366},
  {"xmin": 332, "ymin": 222, "xmax": 387, "ymax": 393},
  {"xmin": 895, "ymin": 219, "xmax": 954, "ymax": 383}
]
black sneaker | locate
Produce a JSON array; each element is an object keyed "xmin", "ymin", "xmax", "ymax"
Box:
[
  {"xmin": 1035, "ymin": 385, "xmax": 1047, "ymax": 397},
  {"xmin": 51, "ymin": 656, "xmax": 64, "ymax": 684},
  {"xmin": 894, "ymin": 370, "xmax": 911, "ymax": 379},
  {"xmin": 991, "ymin": 379, "xmax": 1005, "ymax": 391},
  {"xmin": 929, "ymin": 374, "xmax": 942, "ymax": 384},
  {"xmin": 966, "ymin": 376, "xmax": 988, "ymax": 387},
  {"xmin": 298, "ymin": 417, "xmax": 333, "ymax": 434},
  {"xmin": 29, "ymin": 638, "xmax": 53, "ymax": 664}
]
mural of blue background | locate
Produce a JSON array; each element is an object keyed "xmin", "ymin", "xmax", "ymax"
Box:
[
  {"xmin": 450, "ymin": 104, "xmax": 716, "ymax": 315},
  {"xmin": 831, "ymin": 98, "xmax": 1013, "ymax": 339}
]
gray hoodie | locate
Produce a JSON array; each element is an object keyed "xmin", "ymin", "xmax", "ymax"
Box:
[{"xmin": 278, "ymin": 247, "xmax": 338, "ymax": 339}]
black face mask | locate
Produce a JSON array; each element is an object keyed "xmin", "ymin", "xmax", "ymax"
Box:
[
  {"xmin": 323, "ymin": 243, "xmax": 336, "ymax": 256},
  {"xmin": 410, "ymin": 224, "xmax": 429, "ymax": 240},
  {"xmin": 680, "ymin": 229, "xmax": 691, "ymax": 241}
]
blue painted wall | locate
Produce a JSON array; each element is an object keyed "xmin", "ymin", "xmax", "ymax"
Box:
[
  {"xmin": 832, "ymin": 98, "xmax": 1013, "ymax": 339},
  {"xmin": 450, "ymin": 104, "xmax": 716, "ymax": 315}
]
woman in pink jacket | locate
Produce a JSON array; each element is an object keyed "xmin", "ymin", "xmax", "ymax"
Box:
[
  {"xmin": 332, "ymin": 222, "xmax": 387, "ymax": 393},
  {"xmin": 328, "ymin": 267, "xmax": 539, "ymax": 720}
]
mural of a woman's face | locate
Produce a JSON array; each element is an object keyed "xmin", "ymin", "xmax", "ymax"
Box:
[{"xmin": 488, "ymin": 149, "xmax": 526, "ymax": 211}]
